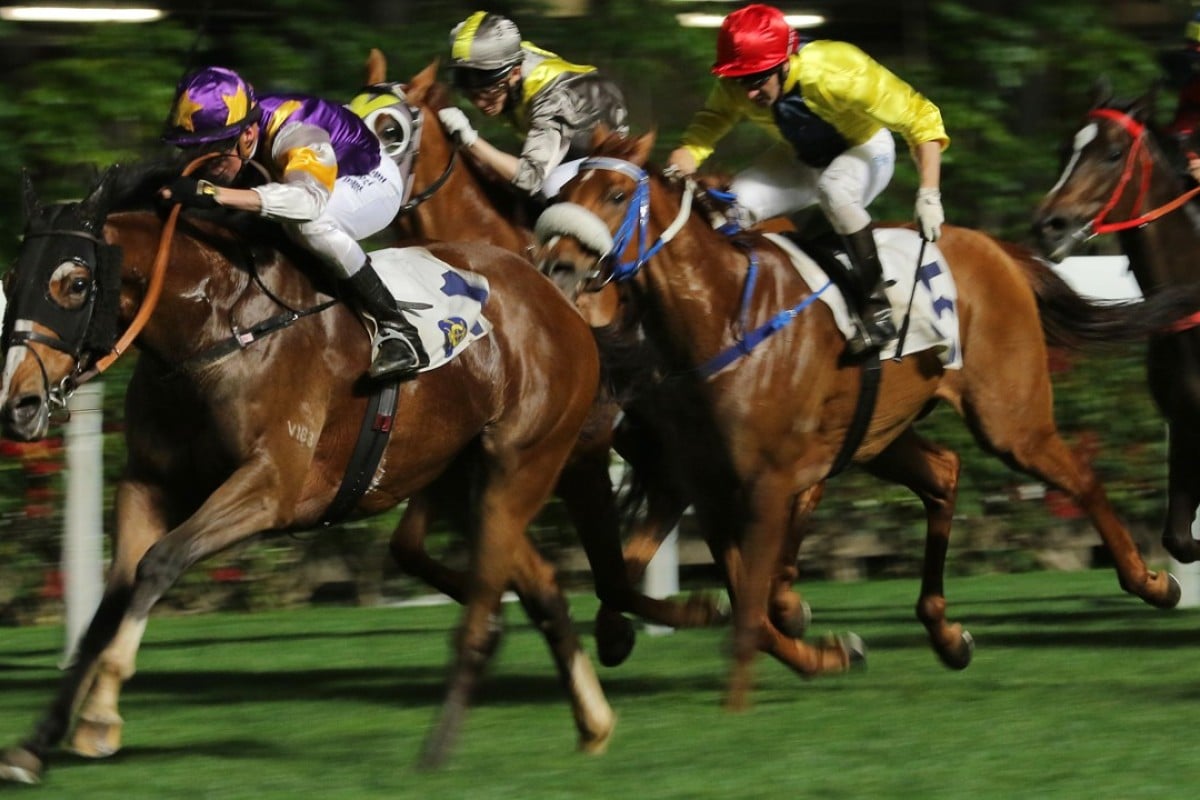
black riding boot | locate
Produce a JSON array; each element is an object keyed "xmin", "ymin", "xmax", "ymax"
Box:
[
  {"xmin": 841, "ymin": 226, "xmax": 897, "ymax": 357},
  {"xmin": 344, "ymin": 263, "xmax": 429, "ymax": 380}
]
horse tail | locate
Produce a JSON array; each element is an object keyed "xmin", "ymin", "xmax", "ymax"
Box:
[{"xmin": 1000, "ymin": 239, "xmax": 1197, "ymax": 349}]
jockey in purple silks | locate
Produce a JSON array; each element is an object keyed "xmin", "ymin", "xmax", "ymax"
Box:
[{"xmin": 161, "ymin": 66, "xmax": 427, "ymax": 380}]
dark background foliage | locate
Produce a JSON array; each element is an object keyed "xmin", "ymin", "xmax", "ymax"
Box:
[{"xmin": 0, "ymin": 0, "xmax": 1191, "ymax": 612}]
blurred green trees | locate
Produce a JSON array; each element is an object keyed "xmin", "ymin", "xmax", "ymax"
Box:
[{"xmin": 0, "ymin": 1, "xmax": 1187, "ymax": 609}]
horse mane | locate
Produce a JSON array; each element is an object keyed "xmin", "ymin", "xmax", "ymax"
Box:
[
  {"xmin": 417, "ymin": 80, "xmax": 540, "ymax": 226},
  {"xmin": 95, "ymin": 160, "xmax": 335, "ymax": 292}
]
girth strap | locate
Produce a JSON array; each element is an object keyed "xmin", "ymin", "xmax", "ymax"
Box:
[
  {"xmin": 319, "ymin": 381, "xmax": 400, "ymax": 526},
  {"xmin": 826, "ymin": 351, "xmax": 881, "ymax": 478}
]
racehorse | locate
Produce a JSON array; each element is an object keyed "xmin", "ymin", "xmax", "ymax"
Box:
[
  {"xmin": 351, "ymin": 54, "xmax": 763, "ymax": 662},
  {"xmin": 0, "ymin": 161, "xmax": 611, "ymax": 782},
  {"xmin": 1033, "ymin": 84, "xmax": 1200, "ymax": 563},
  {"xmin": 535, "ymin": 130, "xmax": 1186, "ymax": 709}
]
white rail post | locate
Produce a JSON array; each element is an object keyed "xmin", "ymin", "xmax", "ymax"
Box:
[
  {"xmin": 643, "ymin": 528, "xmax": 680, "ymax": 637},
  {"xmin": 61, "ymin": 382, "xmax": 105, "ymax": 667}
]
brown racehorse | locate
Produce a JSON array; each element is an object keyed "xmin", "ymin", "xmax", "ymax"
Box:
[
  {"xmin": 352, "ymin": 54, "xmax": 755, "ymax": 663},
  {"xmin": 1033, "ymin": 86, "xmax": 1200, "ymax": 563},
  {"xmin": 0, "ymin": 162, "xmax": 611, "ymax": 782},
  {"xmin": 535, "ymin": 130, "xmax": 1186, "ymax": 709}
]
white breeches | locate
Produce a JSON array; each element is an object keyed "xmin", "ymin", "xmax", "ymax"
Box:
[
  {"xmin": 730, "ymin": 128, "xmax": 896, "ymax": 234},
  {"xmin": 284, "ymin": 153, "xmax": 404, "ymax": 278}
]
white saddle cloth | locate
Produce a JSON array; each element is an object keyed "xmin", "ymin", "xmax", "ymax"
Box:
[
  {"xmin": 368, "ymin": 246, "xmax": 492, "ymax": 373},
  {"xmin": 764, "ymin": 228, "xmax": 962, "ymax": 368}
]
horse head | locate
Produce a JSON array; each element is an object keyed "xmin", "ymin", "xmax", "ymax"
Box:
[
  {"xmin": 1033, "ymin": 85, "xmax": 1178, "ymax": 261},
  {"xmin": 533, "ymin": 128, "xmax": 661, "ymax": 301},
  {"xmin": 2, "ymin": 168, "xmax": 124, "ymax": 440}
]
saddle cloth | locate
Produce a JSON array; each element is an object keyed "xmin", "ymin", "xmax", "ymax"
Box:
[
  {"xmin": 764, "ymin": 228, "xmax": 963, "ymax": 368},
  {"xmin": 368, "ymin": 246, "xmax": 492, "ymax": 373}
]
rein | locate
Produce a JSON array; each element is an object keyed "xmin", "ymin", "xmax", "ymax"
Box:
[
  {"xmin": 572, "ymin": 157, "xmax": 829, "ymax": 378},
  {"xmin": 71, "ymin": 154, "xmax": 220, "ymax": 387},
  {"xmin": 1076, "ymin": 108, "xmax": 1200, "ymax": 241},
  {"xmin": 396, "ymin": 105, "xmax": 457, "ymax": 215}
]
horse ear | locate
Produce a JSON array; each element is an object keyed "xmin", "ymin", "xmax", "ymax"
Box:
[
  {"xmin": 20, "ymin": 169, "xmax": 41, "ymax": 226},
  {"xmin": 631, "ymin": 129, "xmax": 657, "ymax": 167},
  {"xmin": 365, "ymin": 47, "xmax": 387, "ymax": 85},
  {"xmin": 1089, "ymin": 76, "xmax": 1114, "ymax": 109},
  {"xmin": 1128, "ymin": 83, "xmax": 1160, "ymax": 123},
  {"xmin": 412, "ymin": 60, "xmax": 438, "ymax": 91},
  {"xmin": 78, "ymin": 166, "xmax": 116, "ymax": 232}
]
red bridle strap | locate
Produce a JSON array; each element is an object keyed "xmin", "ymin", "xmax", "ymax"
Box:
[{"xmin": 1086, "ymin": 108, "xmax": 1200, "ymax": 235}]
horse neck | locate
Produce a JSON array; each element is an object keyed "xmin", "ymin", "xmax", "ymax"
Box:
[
  {"xmin": 106, "ymin": 211, "xmax": 315, "ymax": 365},
  {"xmin": 403, "ymin": 114, "xmax": 532, "ymax": 254},
  {"xmin": 1119, "ymin": 150, "xmax": 1200, "ymax": 293},
  {"xmin": 635, "ymin": 186, "xmax": 751, "ymax": 364}
]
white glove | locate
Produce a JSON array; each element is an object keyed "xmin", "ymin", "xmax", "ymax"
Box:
[
  {"xmin": 437, "ymin": 107, "xmax": 478, "ymax": 148},
  {"xmin": 915, "ymin": 187, "xmax": 944, "ymax": 242}
]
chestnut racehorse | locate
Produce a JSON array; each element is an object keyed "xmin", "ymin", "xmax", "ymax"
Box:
[
  {"xmin": 0, "ymin": 162, "xmax": 609, "ymax": 782},
  {"xmin": 536, "ymin": 131, "xmax": 1185, "ymax": 709},
  {"xmin": 1033, "ymin": 86, "xmax": 1200, "ymax": 563},
  {"xmin": 352, "ymin": 54, "xmax": 753, "ymax": 663}
]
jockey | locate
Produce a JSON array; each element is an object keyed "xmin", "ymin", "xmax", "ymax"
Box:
[
  {"xmin": 665, "ymin": 3, "xmax": 948, "ymax": 356},
  {"xmin": 1160, "ymin": 11, "xmax": 1200, "ymax": 181},
  {"xmin": 438, "ymin": 10, "xmax": 629, "ymax": 199},
  {"xmin": 160, "ymin": 66, "xmax": 428, "ymax": 381}
]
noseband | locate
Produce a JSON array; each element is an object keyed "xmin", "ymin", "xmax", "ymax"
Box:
[{"xmin": 1074, "ymin": 108, "xmax": 1200, "ymax": 242}]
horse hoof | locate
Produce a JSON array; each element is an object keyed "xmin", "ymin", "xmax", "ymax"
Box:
[
  {"xmin": 772, "ymin": 596, "xmax": 812, "ymax": 638},
  {"xmin": 0, "ymin": 747, "xmax": 44, "ymax": 784},
  {"xmin": 841, "ymin": 632, "xmax": 867, "ymax": 671},
  {"xmin": 938, "ymin": 629, "xmax": 974, "ymax": 670},
  {"xmin": 1161, "ymin": 574, "xmax": 1182, "ymax": 610},
  {"xmin": 70, "ymin": 717, "xmax": 124, "ymax": 758},
  {"xmin": 578, "ymin": 713, "xmax": 616, "ymax": 756},
  {"xmin": 594, "ymin": 610, "xmax": 636, "ymax": 668}
]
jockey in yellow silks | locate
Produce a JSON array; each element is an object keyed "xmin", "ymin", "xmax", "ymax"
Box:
[{"xmin": 667, "ymin": 3, "xmax": 949, "ymax": 357}]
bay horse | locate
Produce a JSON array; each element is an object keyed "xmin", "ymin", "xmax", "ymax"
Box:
[
  {"xmin": 353, "ymin": 53, "xmax": 766, "ymax": 662},
  {"xmin": 1033, "ymin": 85, "xmax": 1200, "ymax": 563},
  {"xmin": 535, "ymin": 130, "xmax": 1186, "ymax": 709},
  {"xmin": 0, "ymin": 162, "xmax": 611, "ymax": 782}
]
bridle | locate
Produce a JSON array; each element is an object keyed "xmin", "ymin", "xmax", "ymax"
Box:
[{"xmin": 1068, "ymin": 108, "xmax": 1200, "ymax": 246}]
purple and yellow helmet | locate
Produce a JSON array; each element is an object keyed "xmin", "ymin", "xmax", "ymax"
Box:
[{"xmin": 162, "ymin": 66, "xmax": 262, "ymax": 147}]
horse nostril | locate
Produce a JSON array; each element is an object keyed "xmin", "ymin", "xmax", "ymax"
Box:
[{"xmin": 10, "ymin": 393, "xmax": 43, "ymax": 423}]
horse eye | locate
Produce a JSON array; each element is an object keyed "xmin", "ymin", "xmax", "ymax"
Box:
[
  {"xmin": 1106, "ymin": 148, "xmax": 1124, "ymax": 164},
  {"xmin": 608, "ymin": 191, "xmax": 626, "ymax": 204},
  {"xmin": 70, "ymin": 277, "xmax": 89, "ymax": 294}
]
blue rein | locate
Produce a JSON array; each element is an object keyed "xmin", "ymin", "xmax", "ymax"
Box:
[{"xmin": 578, "ymin": 157, "xmax": 829, "ymax": 378}]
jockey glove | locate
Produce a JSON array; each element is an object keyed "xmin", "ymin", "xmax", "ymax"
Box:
[
  {"xmin": 915, "ymin": 187, "xmax": 944, "ymax": 242},
  {"xmin": 166, "ymin": 177, "xmax": 221, "ymax": 210},
  {"xmin": 437, "ymin": 107, "xmax": 479, "ymax": 148}
]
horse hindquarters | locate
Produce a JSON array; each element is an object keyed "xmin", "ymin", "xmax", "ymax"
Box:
[{"xmin": 948, "ymin": 239, "xmax": 1179, "ymax": 609}]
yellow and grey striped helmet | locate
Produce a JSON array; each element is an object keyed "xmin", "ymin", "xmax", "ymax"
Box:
[{"xmin": 448, "ymin": 11, "xmax": 524, "ymax": 90}]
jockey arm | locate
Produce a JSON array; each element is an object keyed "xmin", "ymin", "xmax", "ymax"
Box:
[{"xmin": 189, "ymin": 122, "xmax": 336, "ymax": 221}]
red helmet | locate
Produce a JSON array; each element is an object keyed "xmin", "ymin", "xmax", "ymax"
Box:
[{"xmin": 712, "ymin": 4, "xmax": 797, "ymax": 77}]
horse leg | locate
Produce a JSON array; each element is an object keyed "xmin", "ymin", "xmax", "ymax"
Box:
[
  {"xmin": 964, "ymin": 380, "xmax": 1179, "ymax": 608},
  {"xmin": 0, "ymin": 460, "xmax": 288, "ymax": 783},
  {"xmin": 68, "ymin": 480, "xmax": 168, "ymax": 759},
  {"xmin": 768, "ymin": 483, "xmax": 823, "ymax": 638},
  {"xmin": 720, "ymin": 477, "xmax": 853, "ymax": 711},
  {"xmin": 388, "ymin": 490, "xmax": 469, "ymax": 602},
  {"xmin": 863, "ymin": 429, "xmax": 972, "ymax": 668},
  {"xmin": 558, "ymin": 449, "xmax": 724, "ymax": 668},
  {"xmin": 1161, "ymin": 424, "xmax": 1200, "ymax": 562},
  {"xmin": 419, "ymin": 445, "xmax": 612, "ymax": 769}
]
